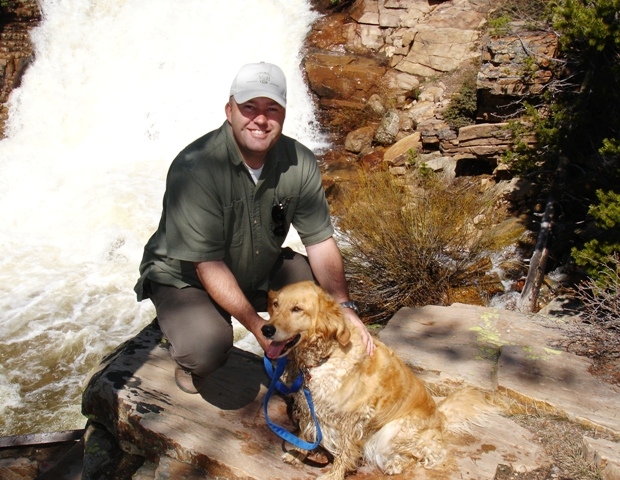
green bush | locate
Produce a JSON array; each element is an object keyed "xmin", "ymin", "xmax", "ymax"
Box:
[
  {"xmin": 488, "ymin": 15, "xmax": 512, "ymax": 36},
  {"xmin": 443, "ymin": 82, "xmax": 478, "ymax": 130},
  {"xmin": 501, "ymin": 103, "xmax": 562, "ymax": 175},
  {"xmin": 551, "ymin": 0, "xmax": 620, "ymax": 160},
  {"xmin": 572, "ymin": 189, "xmax": 620, "ymax": 279}
]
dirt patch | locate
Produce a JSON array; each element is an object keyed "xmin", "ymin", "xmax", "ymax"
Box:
[
  {"xmin": 564, "ymin": 322, "xmax": 620, "ymax": 387},
  {"xmin": 496, "ymin": 413, "xmax": 618, "ymax": 480}
]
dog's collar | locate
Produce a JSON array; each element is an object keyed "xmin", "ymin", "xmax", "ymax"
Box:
[{"xmin": 300, "ymin": 356, "xmax": 330, "ymax": 383}]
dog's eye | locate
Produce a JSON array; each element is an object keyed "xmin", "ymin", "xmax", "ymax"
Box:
[
  {"xmin": 272, "ymin": 300, "xmax": 279, "ymax": 309},
  {"xmin": 292, "ymin": 306, "xmax": 302, "ymax": 313}
]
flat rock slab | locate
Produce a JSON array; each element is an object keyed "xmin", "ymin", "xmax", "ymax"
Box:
[
  {"xmin": 82, "ymin": 319, "xmax": 557, "ymax": 479},
  {"xmin": 83, "ymin": 321, "xmax": 315, "ymax": 479},
  {"xmin": 380, "ymin": 303, "xmax": 620, "ymax": 437}
]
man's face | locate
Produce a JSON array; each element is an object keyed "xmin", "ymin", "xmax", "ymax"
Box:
[{"xmin": 225, "ymin": 97, "xmax": 286, "ymax": 166}]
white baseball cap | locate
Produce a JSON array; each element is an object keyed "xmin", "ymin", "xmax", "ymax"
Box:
[{"xmin": 229, "ymin": 62, "xmax": 287, "ymax": 108}]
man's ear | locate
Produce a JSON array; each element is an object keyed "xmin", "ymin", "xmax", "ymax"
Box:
[{"xmin": 225, "ymin": 101, "xmax": 232, "ymax": 122}]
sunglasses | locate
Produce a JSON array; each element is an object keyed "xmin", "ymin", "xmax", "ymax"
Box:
[{"xmin": 272, "ymin": 201, "xmax": 287, "ymax": 237}]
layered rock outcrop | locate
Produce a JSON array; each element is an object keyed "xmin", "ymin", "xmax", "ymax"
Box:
[
  {"xmin": 0, "ymin": 0, "xmax": 40, "ymax": 137},
  {"xmin": 304, "ymin": 0, "xmax": 558, "ymax": 177}
]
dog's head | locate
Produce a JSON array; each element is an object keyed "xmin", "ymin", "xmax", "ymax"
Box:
[{"xmin": 261, "ymin": 281, "xmax": 351, "ymax": 360}]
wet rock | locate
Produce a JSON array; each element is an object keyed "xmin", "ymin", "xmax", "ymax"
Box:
[
  {"xmin": 345, "ymin": 125, "xmax": 376, "ymax": 154},
  {"xmin": 358, "ymin": 148, "xmax": 385, "ymax": 170},
  {"xmin": 305, "ymin": 12, "xmax": 349, "ymax": 51},
  {"xmin": 0, "ymin": 0, "xmax": 41, "ymax": 137},
  {"xmin": 82, "ymin": 422, "xmax": 144, "ymax": 480}
]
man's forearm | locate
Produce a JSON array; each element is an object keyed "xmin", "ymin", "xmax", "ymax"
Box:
[
  {"xmin": 194, "ymin": 260, "xmax": 265, "ymax": 335},
  {"xmin": 305, "ymin": 237, "xmax": 351, "ymax": 303}
]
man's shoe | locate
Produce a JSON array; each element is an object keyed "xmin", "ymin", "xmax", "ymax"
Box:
[{"xmin": 174, "ymin": 366, "xmax": 205, "ymax": 394}]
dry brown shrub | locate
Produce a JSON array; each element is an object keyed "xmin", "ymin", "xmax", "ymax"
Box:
[
  {"xmin": 565, "ymin": 255, "xmax": 620, "ymax": 383},
  {"xmin": 337, "ymin": 169, "xmax": 498, "ymax": 323}
]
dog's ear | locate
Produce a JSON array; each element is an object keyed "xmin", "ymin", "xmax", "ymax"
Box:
[
  {"xmin": 335, "ymin": 317, "xmax": 351, "ymax": 346},
  {"xmin": 267, "ymin": 289, "xmax": 278, "ymax": 313},
  {"xmin": 317, "ymin": 289, "xmax": 351, "ymax": 347}
]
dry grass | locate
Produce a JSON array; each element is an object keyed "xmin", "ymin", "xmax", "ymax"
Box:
[
  {"xmin": 506, "ymin": 414, "xmax": 607, "ymax": 480},
  {"xmin": 336, "ymin": 169, "xmax": 499, "ymax": 322},
  {"xmin": 564, "ymin": 255, "xmax": 620, "ymax": 385}
]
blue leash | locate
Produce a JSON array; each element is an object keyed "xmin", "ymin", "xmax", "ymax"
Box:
[{"xmin": 263, "ymin": 356, "xmax": 323, "ymax": 450}]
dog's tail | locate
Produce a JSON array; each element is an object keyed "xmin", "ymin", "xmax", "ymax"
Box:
[{"xmin": 436, "ymin": 387, "xmax": 496, "ymax": 435}]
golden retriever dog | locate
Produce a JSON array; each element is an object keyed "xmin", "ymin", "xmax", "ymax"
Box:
[{"xmin": 261, "ymin": 281, "xmax": 491, "ymax": 480}]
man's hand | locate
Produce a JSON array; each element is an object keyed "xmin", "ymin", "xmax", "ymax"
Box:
[
  {"xmin": 342, "ymin": 308, "xmax": 376, "ymax": 356},
  {"xmin": 249, "ymin": 320, "xmax": 272, "ymax": 354}
]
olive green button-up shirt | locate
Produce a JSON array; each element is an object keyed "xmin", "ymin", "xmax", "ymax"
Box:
[{"xmin": 134, "ymin": 121, "xmax": 334, "ymax": 300}]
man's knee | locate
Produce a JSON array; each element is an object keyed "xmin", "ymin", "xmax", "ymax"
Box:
[
  {"xmin": 169, "ymin": 325, "xmax": 233, "ymax": 378},
  {"xmin": 151, "ymin": 283, "xmax": 233, "ymax": 378}
]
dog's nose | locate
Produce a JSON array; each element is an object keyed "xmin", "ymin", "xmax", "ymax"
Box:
[{"xmin": 261, "ymin": 324, "xmax": 276, "ymax": 338}]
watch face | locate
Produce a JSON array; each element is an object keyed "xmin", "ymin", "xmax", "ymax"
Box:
[{"xmin": 341, "ymin": 302, "xmax": 358, "ymax": 313}]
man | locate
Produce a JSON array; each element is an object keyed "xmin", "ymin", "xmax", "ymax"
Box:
[{"xmin": 135, "ymin": 62, "xmax": 374, "ymax": 394}]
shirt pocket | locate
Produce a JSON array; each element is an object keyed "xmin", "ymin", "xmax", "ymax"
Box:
[
  {"xmin": 223, "ymin": 199, "xmax": 246, "ymax": 248},
  {"xmin": 272, "ymin": 195, "xmax": 299, "ymax": 229}
]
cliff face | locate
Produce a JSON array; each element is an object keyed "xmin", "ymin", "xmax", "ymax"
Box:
[
  {"xmin": 303, "ymin": 0, "xmax": 558, "ymax": 173},
  {"xmin": 0, "ymin": 0, "xmax": 40, "ymax": 138}
]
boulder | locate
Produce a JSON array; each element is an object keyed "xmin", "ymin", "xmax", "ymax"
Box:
[
  {"xmin": 345, "ymin": 125, "xmax": 376, "ymax": 153},
  {"xmin": 396, "ymin": 26, "xmax": 482, "ymax": 76},
  {"xmin": 304, "ymin": 52, "xmax": 385, "ymax": 102},
  {"xmin": 383, "ymin": 131, "xmax": 421, "ymax": 164},
  {"xmin": 78, "ymin": 305, "xmax": 620, "ymax": 479},
  {"xmin": 374, "ymin": 108, "xmax": 400, "ymax": 145}
]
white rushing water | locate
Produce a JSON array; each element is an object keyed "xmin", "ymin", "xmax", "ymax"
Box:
[{"xmin": 0, "ymin": 0, "xmax": 324, "ymax": 436}]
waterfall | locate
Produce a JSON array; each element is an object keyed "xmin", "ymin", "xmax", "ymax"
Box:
[{"xmin": 0, "ymin": 0, "xmax": 323, "ymax": 436}]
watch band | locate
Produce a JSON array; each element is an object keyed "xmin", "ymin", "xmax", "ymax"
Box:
[{"xmin": 340, "ymin": 301, "xmax": 359, "ymax": 313}]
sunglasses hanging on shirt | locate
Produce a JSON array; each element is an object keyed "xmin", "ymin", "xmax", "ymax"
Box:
[{"xmin": 272, "ymin": 198, "xmax": 290, "ymax": 237}]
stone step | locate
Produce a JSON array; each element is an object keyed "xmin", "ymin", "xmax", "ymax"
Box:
[
  {"xmin": 31, "ymin": 301, "xmax": 620, "ymax": 479},
  {"xmin": 78, "ymin": 313, "xmax": 610, "ymax": 480}
]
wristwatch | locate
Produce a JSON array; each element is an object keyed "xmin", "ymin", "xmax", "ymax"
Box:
[{"xmin": 340, "ymin": 301, "xmax": 359, "ymax": 314}]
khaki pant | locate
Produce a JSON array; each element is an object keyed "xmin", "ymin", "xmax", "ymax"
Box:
[{"xmin": 149, "ymin": 248, "xmax": 314, "ymax": 380}]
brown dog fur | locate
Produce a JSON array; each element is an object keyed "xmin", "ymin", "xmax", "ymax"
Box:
[{"xmin": 263, "ymin": 281, "xmax": 491, "ymax": 480}]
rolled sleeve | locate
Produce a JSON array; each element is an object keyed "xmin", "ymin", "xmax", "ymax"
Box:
[{"xmin": 289, "ymin": 143, "xmax": 334, "ymax": 246}]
